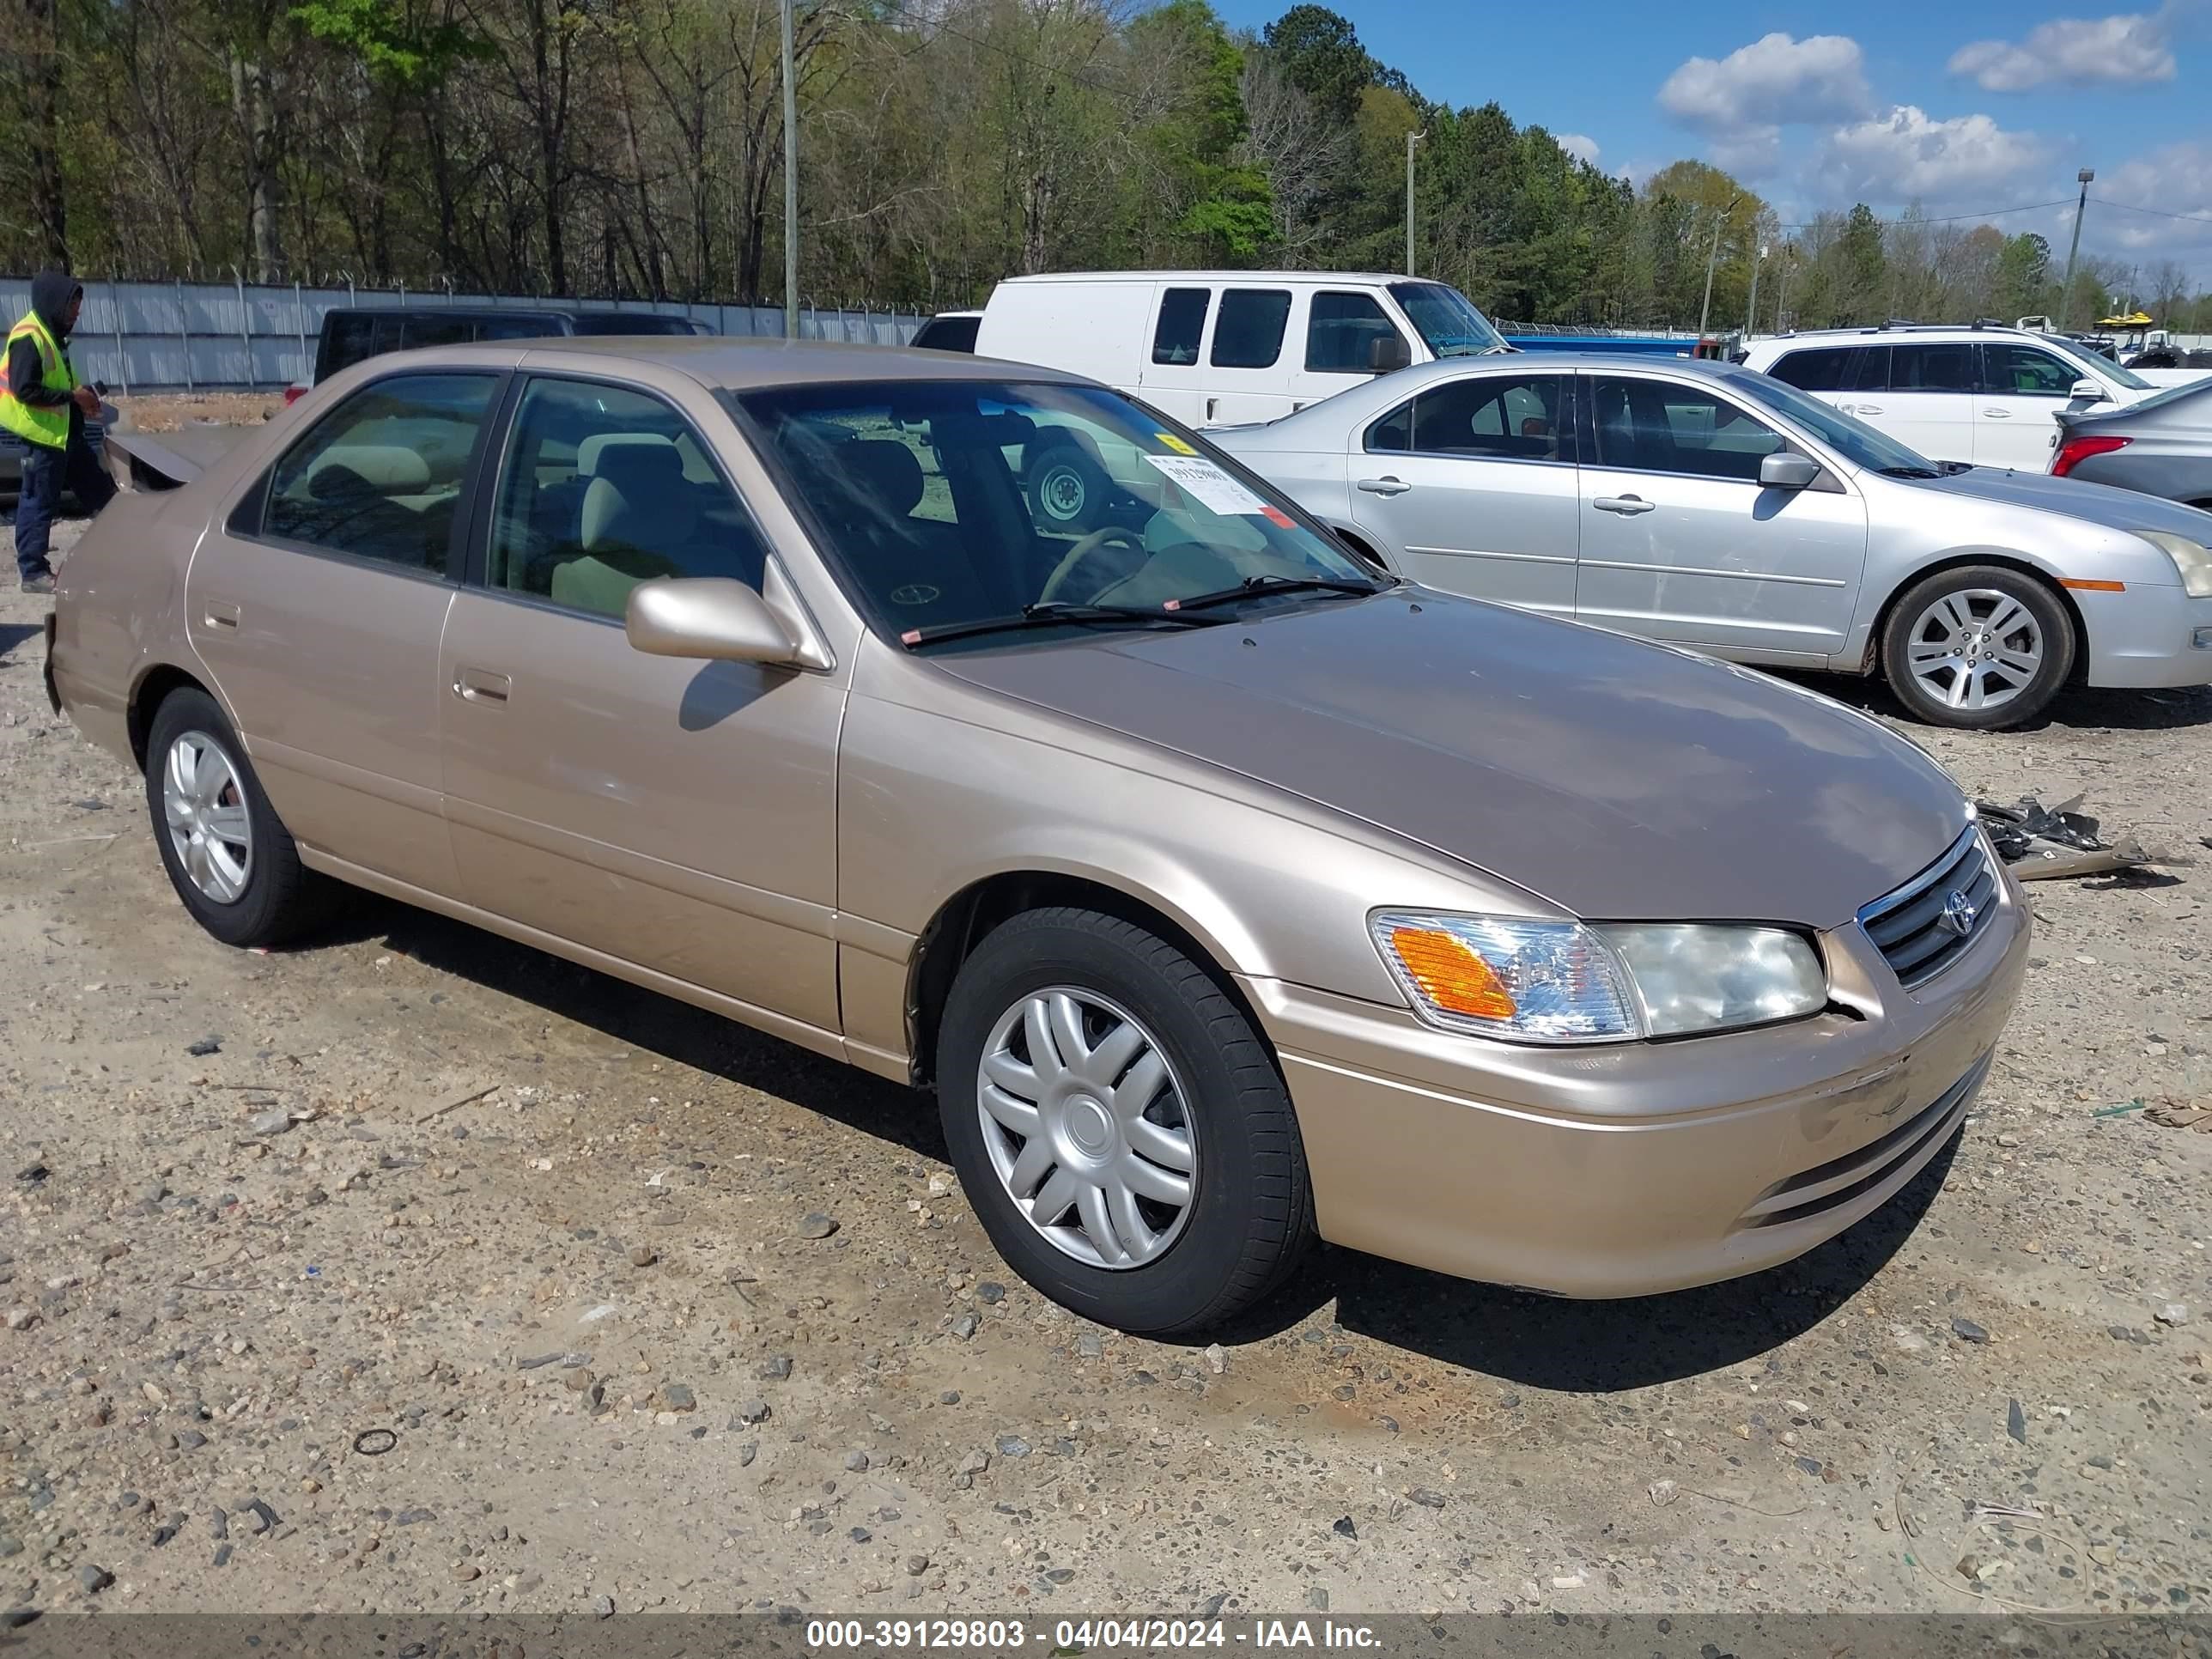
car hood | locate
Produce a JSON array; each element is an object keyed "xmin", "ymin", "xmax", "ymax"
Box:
[
  {"xmin": 1896, "ymin": 465, "xmax": 2212, "ymax": 538},
  {"xmin": 935, "ymin": 592, "xmax": 1968, "ymax": 929}
]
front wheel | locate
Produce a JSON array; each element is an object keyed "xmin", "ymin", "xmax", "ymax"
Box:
[
  {"xmin": 937, "ymin": 908, "xmax": 1314, "ymax": 1336},
  {"xmin": 1880, "ymin": 566, "xmax": 2075, "ymax": 730}
]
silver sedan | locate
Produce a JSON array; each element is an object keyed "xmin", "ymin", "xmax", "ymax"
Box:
[{"xmin": 1212, "ymin": 354, "xmax": 2212, "ymax": 728}]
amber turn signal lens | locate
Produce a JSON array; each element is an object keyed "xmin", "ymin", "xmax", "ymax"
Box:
[{"xmin": 1387, "ymin": 926, "xmax": 1517, "ymax": 1020}]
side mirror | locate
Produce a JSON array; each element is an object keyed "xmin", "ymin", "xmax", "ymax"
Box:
[
  {"xmin": 2069, "ymin": 379, "xmax": 2108, "ymax": 403},
  {"xmin": 1759, "ymin": 452, "xmax": 1821, "ymax": 490},
  {"xmin": 1369, "ymin": 334, "xmax": 1413, "ymax": 374},
  {"xmin": 626, "ymin": 577, "xmax": 800, "ymax": 666}
]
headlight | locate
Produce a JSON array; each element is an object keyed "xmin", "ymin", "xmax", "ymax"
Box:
[
  {"xmin": 1370, "ymin": 911, "xmax": 1826, "ymax": 1044},
  {"xmin": 2138, "ymin": 531, "xmax": 2212, "ymax": 599}
]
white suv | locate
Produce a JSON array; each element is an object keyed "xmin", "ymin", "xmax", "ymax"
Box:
[{"xmin": 1740, "ymin": 325, "xmax": 2162, "ymax": 472}]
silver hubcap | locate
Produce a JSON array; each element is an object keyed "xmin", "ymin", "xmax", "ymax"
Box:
[
  {"xmin": 1039, "ymin": 465, "xmax": 1085, "ymax": 521},
  {"xmin": 161, "ymin": 730, "xmax": 253, "ymax": 903},
  {"xmin": 1905, "ymin": 589, "xmax": 2045, "ymax": 713},
  {"xmin": 975, "ymin": 988, "xmax": 1196, "ymax": 1270}
]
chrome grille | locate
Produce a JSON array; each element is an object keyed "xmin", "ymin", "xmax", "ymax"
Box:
[{"xmin": 1859, "ymin": 826, "xmax": 1998, "ymax": 989}]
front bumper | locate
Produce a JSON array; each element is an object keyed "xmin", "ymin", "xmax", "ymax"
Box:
[
  {"xmin": 1246, "ymin": 864, "xmax": 2031, "ymax": 1298},
  {"xmin": 2079, "ymin": 584, "xmax": 2212, "ymax": 689}
]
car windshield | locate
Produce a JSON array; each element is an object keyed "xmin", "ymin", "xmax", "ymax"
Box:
[
  {"xmin": 2042, "ymin": 333, "xmax": 2151, "ymax": 390},
  {"xmin": 732, "ymin": 380, "xmax": 1383, "ymax": 650},
  {"xmin": 1734, "ymin": 369, "xmax": 1946, "ymax": 475},
  {"xmin": 1387, "ymin": 283, "xmax": 1509, "ymax": 358}
]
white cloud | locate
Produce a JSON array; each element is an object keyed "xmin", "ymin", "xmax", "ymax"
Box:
[
  {"xmin": 1657, "ymin": 33, "xmax": 1872, "ymax": 179},
  {"xmin": 1948, "ymin": 12, "xmax": 2176, "ymax": 92},
  {"xmin": 1818, "ymin": 105, "xmax": 2046, "ymax": 203},
  {"xmin": 1558, "ymin": 132, "xmax": 1601, "ymax": 167},
  {"xmin": 2089, "ymin": 143, "xmax": 2212, "ymax": 258}
]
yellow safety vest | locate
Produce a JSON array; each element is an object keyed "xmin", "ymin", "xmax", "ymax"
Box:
[{"xmin": 0, "ymin": 310, "xmax": 74, "ymax": 448}]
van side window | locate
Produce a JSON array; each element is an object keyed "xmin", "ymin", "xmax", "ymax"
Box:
[
  {"xmin": 1890, "ymin": 343, "xmax": 1977, "ymax": 392},
  {"xmin": 1211, "ymin": 289, "xmax": 1292, "ymax": 369},
  {"xmin": 1152, "ymin": 289, "xmax": 1210, "ymax": 365},
  {"xmin": 403, "ymin": 314, "xmax": 474, "ymax": 350},
  {"xmin": 1769, "ymin": 344, "xmax": 1887, "ymax": 392},
  {"xmin": 318, "ymin": 313, "xmax": 376, "ymax": 379},
  {"xmin": 1306, "ymin": 292, "xmax": 1398, "ymax": 374}
]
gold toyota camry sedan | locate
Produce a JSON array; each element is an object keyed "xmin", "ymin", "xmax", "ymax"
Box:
[{"xmin": 47, "ymin": 338, "xmax": 2028, "ymax": 1334}]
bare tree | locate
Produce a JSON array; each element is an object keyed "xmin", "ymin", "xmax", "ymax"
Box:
[{"xmin": 1237, "ymin": 49, "xmax": 1341, "ymax": 258}]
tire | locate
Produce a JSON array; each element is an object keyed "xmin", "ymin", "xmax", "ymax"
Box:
[
  {"xmin": 143, "ymin": 686, "xmax": 331, "ymax": 947},
  {"xmin": 1880, "ymin": 565, "xmax": 2075, "ymax": 731},
  {"xmin": 938, "ymin": 908, "xmax": 1314, "ymax": 1336},
  {"xmin": 1024, "ymin": 441, "xmax": 1110, "ymax": 535}
]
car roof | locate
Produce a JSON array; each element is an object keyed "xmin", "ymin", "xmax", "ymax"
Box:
[
  {"xmin": 996, "ymin": 270, "xmax": 1426, "ymax": 287},
  {"xmin": 333, "ymin": 305, "xmax": 572, "ymax": 319},
  {"xmin": 1748, "ymin": 324, "xmax": 2055, "ymax": 349},
  {"xmin": 397, "ymin": 336, "xmax": 1094, "ymax": 392}
]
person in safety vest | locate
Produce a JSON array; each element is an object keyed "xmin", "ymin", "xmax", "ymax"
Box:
[{"xmin": 3, "ymin": 270, "xmax": 117, "ymax": 594}]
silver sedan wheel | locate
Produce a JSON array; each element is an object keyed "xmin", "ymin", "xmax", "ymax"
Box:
[
  {"xmin": 161, "ymin": 729, "xmax": 253, "ymax": 903},
  {"xmin": 1904, "ymin": 588, "xmax": 2045, "ymax": 713},
  {"xmin": 975, "ymin": 988, "xmax": 1197, "ymax": 1270}
]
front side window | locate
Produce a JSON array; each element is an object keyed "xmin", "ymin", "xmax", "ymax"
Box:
[
  {"xmin": 486, "ymin": 377, "xmax": 766, "ymax": 620},
  {"xmin": 734, "ymin": 380, "xmax": 1380, "ymax": 649},
  {"xmin": 1589, "ymin": 376, "xmax": 1784, "ymax": 482},
  {"xmin": 1889, "ymin": 343, "xmax": 1978, "ymax": 392},
  {"xmin": 1152, "ymin": 288, "xmax": 1211, "ymax": 365},
  {"xmin": 1210, "ymin": 289, "xmax": 1292, "ymax": 369},
  {"xmin": 263, "ymin": 372, "xmax": 495, "ymax": 569},
  {"xmin": 1982, "ymin": 343, "xmax": 2079, "ymax": 396},
  {"xmin": 1305, "ymin": 291, "xmax": 1401, "ymax": 374},
  {"xmin": 1391, "ymin": 374, "xmax": 1574, "ymax": 462}
]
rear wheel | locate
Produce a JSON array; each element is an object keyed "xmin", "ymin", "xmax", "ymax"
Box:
[
  {"xmin": 144, "ymin": 687, "xmax": 331, "ymax": 946},
  {"xmin": 1881, "ymin": 565, "xmax": 2074, "ymax": 730},
  {"xmin": 937, "ymin": 908, "xmax": 1314, "ymax": 1336}
]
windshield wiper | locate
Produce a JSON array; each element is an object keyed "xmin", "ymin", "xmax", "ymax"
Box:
[
  {"xmin": 1877, "ymin": 465, "xmax": 1944, "ymax": 479},
  {"xmin": 900, "ymin": 600, "xmax": 1231, "ymax": 648},
  {"xmin": 1168, "ymin": 574, "xmax": 1385, "ymax": 614}
]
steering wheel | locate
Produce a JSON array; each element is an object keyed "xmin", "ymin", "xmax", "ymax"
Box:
[{"xmin": 1038, "ymin": 525, "xmax": 1149, "ymax": 607}]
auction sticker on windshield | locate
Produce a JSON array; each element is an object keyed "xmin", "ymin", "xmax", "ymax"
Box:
[{"xmin": 1142, "ymin": 453, "xmax": 1270, "ymax": 516}]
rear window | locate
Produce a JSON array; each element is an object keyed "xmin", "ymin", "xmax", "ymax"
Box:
[
  {"xmin": 1152, "ymin": 288, "xmax": 1211, "ymax": 366},
  {"xmin": 1210, "ymin": 289, "xmax": 1291, "ymax": 370},
  {"xmin": 913, "ymin": 314, "xmax": 981, "ymax": 353}
]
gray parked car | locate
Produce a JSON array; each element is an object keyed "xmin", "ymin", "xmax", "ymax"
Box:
[
  {"xmin": 2051, "ymin": 375, "xmax": 2212, "ymax": 510},
  {"xmin": 1212, "ymin": 354, "xmax": 2212, "ymax": 729}
]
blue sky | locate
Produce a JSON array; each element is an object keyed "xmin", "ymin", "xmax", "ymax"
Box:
[{"xmin": 1211, "ymin": 0, "xmax": 2212, "ymax": 286}]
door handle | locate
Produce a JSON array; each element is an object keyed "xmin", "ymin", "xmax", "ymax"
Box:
[
  {"xmin": 1356, "ymin": 476, "xmax": 1411, "ymax": 496},
  {"xmin": 1593, "ymin": 495, "xmax": 1656, "ymax": 515},
  {"xmin": 453, "ymin": 666, "xmax": 511, "ymax": 706},
  {"xmin": 1981, "ymin": 407, "xmax": 2011, "ymax": 418},
  {"xmin": 1205, "ymin": 397, "xmax": 1218, "ymax": 422},
  {"xmin": 202, "ymin": 599, "xmax": 240, "ymax": 629}
]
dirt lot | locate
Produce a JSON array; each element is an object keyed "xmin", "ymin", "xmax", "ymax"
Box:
[{"xmin": 3, "ymin": 509, "xmax": 2210, "ymax": 1624}]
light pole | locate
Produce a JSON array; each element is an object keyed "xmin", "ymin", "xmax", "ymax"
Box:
[
  {"xmin": 1772, "ymin": 247, "xmax": 1790, "ymax": 334},
  {"xmin": 2058, "ymin": 167, "xmax": 2093, "ymax": 332},
  {"xmin": 1696, "ymin": 195, "xmax": 1737, "ymax": 339},
  {"xmin": 1744, "ymin": 242, "xmax": 1768, "ymax": 341},
  {"xmin": 780, "ymin": 0, "xmax": 799, "ymax": 339},
  {"xmin": 1404, "ymin": 130, "xmax": 1425, "ymax": 276}
]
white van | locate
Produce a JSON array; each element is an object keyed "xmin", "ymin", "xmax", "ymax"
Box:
[{"xmin": 971, "ymin": 270, "xmax": 1507, "ymax": 532}]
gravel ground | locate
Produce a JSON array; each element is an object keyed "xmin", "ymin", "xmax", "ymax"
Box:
[{"xmin": 3, "ymin": 508, "xmax": 2210, "ymax": 1623}]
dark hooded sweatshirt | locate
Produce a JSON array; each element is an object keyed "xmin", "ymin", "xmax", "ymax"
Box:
[{"xmin": 7, "ymin": 270, "xmax": 84, "ymax": 414}]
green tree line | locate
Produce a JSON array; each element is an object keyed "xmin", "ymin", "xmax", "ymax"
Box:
[{"xmin": 4, "ymin": 0, "xmax": 2207, "ymax": 331}]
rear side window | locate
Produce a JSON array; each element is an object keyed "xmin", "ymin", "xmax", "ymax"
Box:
[
  {"xmin": 1211, "ymin": 289, "xmax": 1292, "ymax": 369},
  {"xmin": 1768, "ymin": 345, "xmax": 1887, "ymax": 392},
  {"xmin": 477, "ymin": 314, "xmax": 568, "ymax": 342},
  {"xmin": 1305, "ymin": 291, "xmax": 1399, "ymax": 374},
  {"xmin": 1152, "ymin": 288, "xmax": 1211, "ymax": 365},
  {"xmin": 317, "ymin": 313, "xmax": 377, "ymax": 379},
  {"xmin": 402, "ymin": 314, "xmax": 473, "ymax": 350},
  {"xmin": 1890, "ymin": 343, "xmax": 1978, "ymax": 392},
  {"xmin": 1982, "ymin": 343, "xmax": 2078, "ymax": 396},
  {"xmin": 263, "ymin": 373, "xmax": 497, "ymax": 571},
  {"xmin": 1367, "ymin": 374, "xmax": 1575, "ymax": 461},
  {"xmin": 913, "ymin": 314, "xmax": 981, "ymax": 353}
]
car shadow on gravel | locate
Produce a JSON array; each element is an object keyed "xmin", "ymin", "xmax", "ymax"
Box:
[
  {"xmin": 1783, "ymin": 670, "xmax": 2212, "ymax": 733},
  {"xmin": 1261, "ymin": 1133, "xmax": 1960, "ymax": 1391}
]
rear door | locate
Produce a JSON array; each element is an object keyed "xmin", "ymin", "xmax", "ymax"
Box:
[
  {"xmin": 1574, "ymin": 372, "xmax": 1868, "ymax": 661},
  {"xmin": 1879, "ymin": 343, "xmax": 1979, "ymax": 465},
  {"xmin": 1133, "ymin": 285, "xmax": 1212, "ymax": 424},
  {"xmin": 1347, "ymin": 369, "xmax": 1579, "ymax": 616},
  {"xmin": 1978, "ymin": 340, "xmax": 2086, "ymax": 471},
  {"xmin": 1201, "ymin": 287, "xmax": 1295, "ymax": 426}
]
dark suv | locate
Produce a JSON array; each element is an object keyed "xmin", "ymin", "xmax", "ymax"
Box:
[{"xmin": 304, "ymin": 306, "xmax": 712, "ymax": 393}]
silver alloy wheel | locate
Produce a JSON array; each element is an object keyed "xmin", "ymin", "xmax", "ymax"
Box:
[
  {"xmin": 975, "ymin": 987, "xmax": 1197, "ymax": 1270},
  {"xmin": 161, "ymin": 729, "xmax": 253, "ymax": 903},
  {"xmin": 1903, "ymin": 588, "xmax": 2045, "ymax": 713},
  {"xmin": 1036, "ymin": 460, "xmax": 1087, "ymax": 523}
]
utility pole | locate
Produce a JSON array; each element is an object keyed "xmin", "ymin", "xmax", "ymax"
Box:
[
  {"xmin": 780, "ymin": 0, "xmax": 799, "ymax": 339},
  {"xmin": 1696, "ymin": 196, "xmax": 1736, "ymax": 339},
  {"xmin": 1744, "ymin": 243, "xmax": 1768, "ymax": 342},
  {"xmin": 1772, "ymin": 248, "xmax": 1790, "ymax": 335},
  {"xmin": 1404, "ymin": 130, "xmax": 1425, "ymax": 276},
  {"xmin": 2058, "ymin": 167, "xmax": 2093, "ymax": 332}
]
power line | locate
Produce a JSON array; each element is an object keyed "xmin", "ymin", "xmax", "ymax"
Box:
[
  {"xmin": 2091, "ymin": 196, "xmax": 2212, "ymax": 225},
  {"xmin": 1771, "ymin": 198, "xmax": 2075, "ymax": 233}
]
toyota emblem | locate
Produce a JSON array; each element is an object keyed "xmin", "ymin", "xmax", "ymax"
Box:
[{"xmin": 1938, "ymin": 889, "xmax": 1978, "ymax": 938}]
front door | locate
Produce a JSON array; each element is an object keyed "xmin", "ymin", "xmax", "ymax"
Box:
[
  {"xmin": 1575, "ymin": 373, "xmax": 1869, "ymax": 662},
  {"xmin": 1348, "ymin": 369, "xmax": 1580, "ymax": 617},
  {"xmin": 1287, "ymin": 289, "xmax": 1406, "ymax": 413},
  {"xmin": 184, "ymin": 368, "xmax": 501, "ymax": 892},
  {"xmin": 438, "ymin": 372, "xmax": 844, "ymax": 1032},
  {"xmin": 1977, "ymin": 340, "xmax": 2086, "ymax": 471}
]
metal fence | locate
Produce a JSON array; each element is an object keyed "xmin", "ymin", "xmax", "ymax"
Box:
[{"xmin": 0, "ymin": 276, "xmax": 926, "ymax": 393}]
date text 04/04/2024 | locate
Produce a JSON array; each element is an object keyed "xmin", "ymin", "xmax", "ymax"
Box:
[{"xmin": 803, "ymin": 1620, "xmax": 1384, "ymax": 1650}]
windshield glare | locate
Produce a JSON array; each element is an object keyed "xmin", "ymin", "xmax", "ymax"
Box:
[
  {"xmin": 1387, "ymin": 283, "xmax": 1509, "ymax": 358},
  {"xmin": 2043, "ymin": 334, "xmax": 2151, "ymax": 390},
  {"xmin": 1734, "ymin": 368, "xmax": 1943, "ymax": 474},
  {"xmin": 733, "ymin": 380, "xmax": 1380, "ymax": 647}
]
